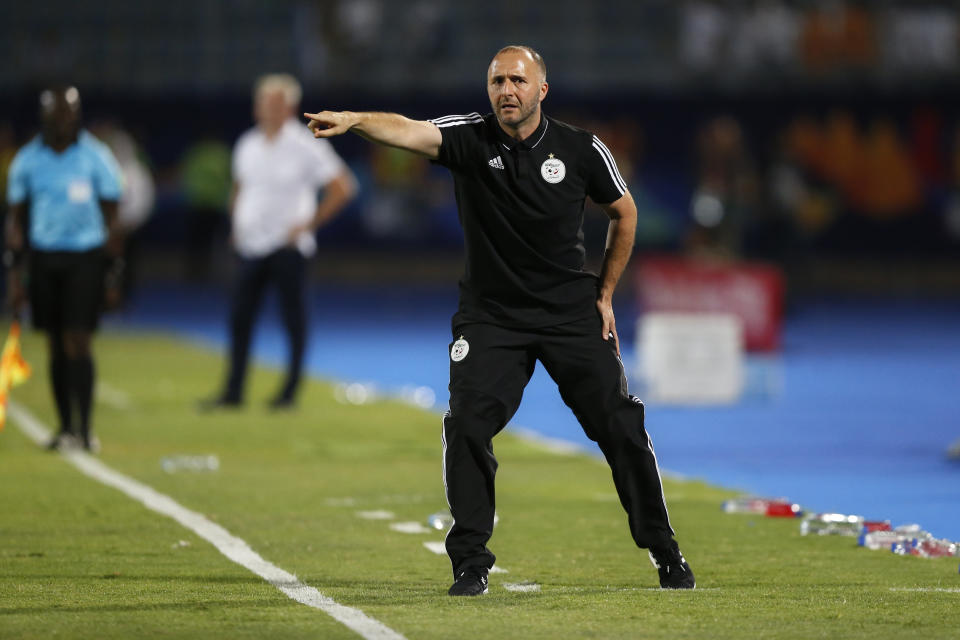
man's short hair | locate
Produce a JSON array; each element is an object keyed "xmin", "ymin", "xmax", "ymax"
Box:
[
  {"xmin": 255, "ymin": 73, "xmax": 302, "ymax": 108},
  {"xmin": 494, "ymin": 45, "xmax": 547, "ymax": 82}
]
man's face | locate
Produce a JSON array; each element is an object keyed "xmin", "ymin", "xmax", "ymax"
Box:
[
  {"xmin": 40, "ymin": 87, "xmax": 81, "ymax": 141},
  {"xmin": 254, "ymin": 89, "xmax": 292, "ymax": 129},
  {"xmin": 487, "ymin": 51, "xmax": 547, "ymax": 130}
]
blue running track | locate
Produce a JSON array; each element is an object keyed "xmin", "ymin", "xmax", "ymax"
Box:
[{"xmin": 113, "ymin": 283, "xmax": 960, "ymax": 540}]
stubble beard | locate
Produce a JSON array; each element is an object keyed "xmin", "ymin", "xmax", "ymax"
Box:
[{"xmin": 496, "ymin": 101, "xmax": 539, "ymax": 133}]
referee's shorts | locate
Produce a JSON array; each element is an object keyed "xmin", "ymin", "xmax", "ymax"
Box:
[{"xmin": 29, "ymin": 248, "xmax": 106, "ymax": 332}]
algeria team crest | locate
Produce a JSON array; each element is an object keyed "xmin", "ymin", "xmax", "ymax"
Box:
[
  {"xmin": 541, "ymin": 153, "xmax": 565, "ymax": 184},
  {"xmin": 451, "ymin": 336, "xmax": 469, "ymax": 362}
]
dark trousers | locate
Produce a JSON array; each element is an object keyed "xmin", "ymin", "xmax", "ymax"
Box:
[
  {"xmin": 223, "ymin": 248, "xmax": 306, "ymax": 402},
  {"xmin": 442, "ymin": 314, "xmax": 675, "ymax": 576}
]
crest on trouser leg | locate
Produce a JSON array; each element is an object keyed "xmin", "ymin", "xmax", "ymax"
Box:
[{"xmin": 451, "ymin": 336, "xmax": 469, "ymax": 362}]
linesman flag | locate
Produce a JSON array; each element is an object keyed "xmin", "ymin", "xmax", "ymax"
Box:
[{"xmin": 0, "ymin": 321, "xmax": 32, "ymax": 431}]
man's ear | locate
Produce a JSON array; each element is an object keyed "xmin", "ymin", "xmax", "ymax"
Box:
[{"xmin": 540, "ymin": 81, "xmax": 549, "ymax": 103}]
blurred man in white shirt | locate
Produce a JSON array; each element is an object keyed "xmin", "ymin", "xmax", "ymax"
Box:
[{"xmin": 203, "ymin": 74, "xmax": 357, "ymax": 410}]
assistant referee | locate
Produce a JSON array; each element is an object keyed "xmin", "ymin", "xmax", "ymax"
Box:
[
  {"xmin": 304, "ymin": 45, "xmax": 694, "ymax": 595},
  {"xmin": 5, "ymin": 86, "xmax": 123, "ymax": 452}
]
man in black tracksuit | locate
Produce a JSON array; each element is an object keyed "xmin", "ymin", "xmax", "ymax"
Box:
[{"xmin": 304, "ymin": 45, "xmax": 695, "ymax": 595}]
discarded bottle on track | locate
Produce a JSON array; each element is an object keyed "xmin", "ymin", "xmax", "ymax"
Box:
[
  {"xmin": 801, "ymin": 513, "xmax": 863, "ymax": 536},
  {"xmin": 161, "ymin": 455, "xmax": 220, "ymax": 473},
  {"xmin": 722, "ymin": 497, "xmax": 802, "ymax": 517},
  {"xmin": 427, "ymin": 512, "xmax": 453, "ymax": 531},
  {"xmin": 862, "ymin": 520, "xmax": 892, "ymax": 534},
  {"xmin": 893, "ymin": 537, "xmax": 959, "ymax": 558},
  {"xmin": 426, "ymin": 510, "xmax": 498, "ymax": 531},
  {"xmin": 860, "ymin": 524, "xmax": 929, "ymax": 551}
]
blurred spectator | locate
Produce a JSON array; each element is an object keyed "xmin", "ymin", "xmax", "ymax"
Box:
[
  {"xmin": 883, "ymin": 7, "xmax": 958, "ymax": 73},
  {"xmin": 941, "ymin": 125, "xmax": 960, "ymax": 241},
  {"xmin": 180, "ymin": 136, "xmax": 231, "ymax": 281},
  {"xmin": 89, "ymin": 121, "xmax": 155, "ymax": 304},
  {"xmin": 0, "ymin": 122, "xmax": 17, "ymax": 236},
  {"xmin": 776, "ymin": 121, "xmax": 839, "ymax": 241},
  {"xmin": 687, "ymin": 116, "xmax": 759, "ymax": 258},
  {"xmin": 854, "ymin": 118, "xmax": 920, "ymax": 218},
  {"xmin": 201, "ymin": 74, "xmax": 356, "ymax": 410},
  {"xmin": 788, "ymin": 110, "xmax": 921, "ymax": 221},
  {"xmin": 800, "ymin": 1, "xmax": 876, "ymax": 72},
  {"xmin": 731, "ymin": 0, "xmax": 801, "ymax": 72},
  {"xmin": 333, "ymin": 0, "xmax": 383, "ymax": 61},
  {"xmin": 363, "ymin": 145, "xmax": 430, "ymax": 240},
  {"xmin": 0, "ymin": 123, "xmax": 16, "ymax": 195},
  {"xmin": 680, "ymin": 1, "xmax": 729, "ymax": 72}
]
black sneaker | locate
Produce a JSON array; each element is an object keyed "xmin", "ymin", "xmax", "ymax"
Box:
[
  {"xmin": 197, "ymin": 395, "xmax": 242, "ymax": 412},
  {"xmin": 267, "ymin": 395, "xmax": 295, "ymax": 411},
  {"xmin": 649, "ymin": 541, "xmax": 695, "ymax": 589},
  {"xmin": 448, "ymin": 567, "xmax": 489, "ymax": 596},
  {"xmin": 46, "ymin": 432, "xmax": 77, "ymax": 451}
]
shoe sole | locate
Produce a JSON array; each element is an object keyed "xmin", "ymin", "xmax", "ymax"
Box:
[{"xmin": 448, "ymin": 586, "xmax": 488, "ymax": 596}]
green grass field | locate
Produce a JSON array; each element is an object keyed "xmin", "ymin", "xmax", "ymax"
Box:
[{"xmin": 1, "ymin": 330, "xmax": 958, "ymax": 639}]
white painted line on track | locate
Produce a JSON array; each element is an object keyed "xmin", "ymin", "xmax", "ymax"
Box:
[
  {"xmin": 356, "ymin": 510, "xmax": 395, "ymax": 520},
  {"xmin": 421, "ymin": 542, "xmax": 508, "ymax": 574},
  {"xmin": 510, "ymin": 426, "xmax": 585, "ymax": 456},
  {"xmin": 9, "ymin": 401, "xmax": 406, "ymax": 640},
  {"xmin": 96, "ymin": 381, "xmax": 133, "ymax": 410},
  {"xmin": 326, "ymin": 497, "xmax": 357, "ymax": 507},
  {"xmin": 389, "ymin": 521, "xmax": 431, "ymax": 534},
  {"xmin": 889, "ymin": 587, "xmax": 960, "ymax": 593},
  {"xmin": 423, "ymin": 541, "xmax": 446, "ymax": 555}
]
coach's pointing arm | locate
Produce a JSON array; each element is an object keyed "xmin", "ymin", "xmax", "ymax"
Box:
[{"xmin": 304, "ymin": 111, "xmax": 441, "ymax": 160}]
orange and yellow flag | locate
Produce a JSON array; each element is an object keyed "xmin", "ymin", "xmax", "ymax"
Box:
[{"xmin": 0, "ymin": 321, "xmax": 32, "ymax": 431}]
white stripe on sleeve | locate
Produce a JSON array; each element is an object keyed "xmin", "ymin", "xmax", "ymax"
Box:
[
  {"xmin": 592, "ymin": 137, "xmax": 627, "ymax": 195},
  {"xmin": 430, "ymin": 112, "xmax": 484, "ymax": 128}
]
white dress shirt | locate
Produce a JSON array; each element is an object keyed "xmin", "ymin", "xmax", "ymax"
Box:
[{"xmin": 231, "ymin": 119, "xmax": 346, "ymax": 258}]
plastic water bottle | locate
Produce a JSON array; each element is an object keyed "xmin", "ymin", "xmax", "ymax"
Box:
[
  {"xmin": 801, "ymin": 513, "xmax": 864, "ymax": 536},
  {"xmin": 722, "ymin": 497, "xmax": 802, "ymax": 517},
  {"xmin": 427, "ymin": 512, "xmax": 453, "ymax": 531},
  {"xmin": 860, "ymin": 530, "xmax": 907, "ymax": 550},
  {"xmin": 894, "ymin": 537, "xmax": 959, "ymax": 558},
  {"xmin": 862, "ymin": 520, "xmax": 892, "ymax": 534},
  {"xmin": 426, "ymin": 510, "xmax": 498, "ymax": 531},
  {"xmin": 161, "ymin": 455, "xmax": 220, "ymax": 473}
]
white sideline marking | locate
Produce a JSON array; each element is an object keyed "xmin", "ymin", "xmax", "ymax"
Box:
[
  {"xmin": 389, "ymin": 521, "xmax": 431, "ymax": 534},
  {"xmin": 97, "ymin": 381, "xmax": 133, "ymax": 410},
  {"xmin": 421, "ymin": 542, "xmax": 508, "ymax": 574},
  {"xmin": 356, "ymin": 510, "xmax": 395, "ymax": 520},
  {"xmin": 503, "ymin": 582, "xmax": 540, "ymax": 593},
  {"xmin": 889, "ymin": 587, "xmax": 960, "ymax": 593},
  {"xmin": 511, "ymin": 425, "xmax": 687, "ymax": 480},
  {"xmin": 510, "ymin": 426, "xmax": 584, "ymax": 456},
  {"xmin": 8, "ymin": 402, "xmax": 406, "ymax": 640},
  {"xmin": 423, "ymin": 541, "xmax": 446, "ymax": 555}
]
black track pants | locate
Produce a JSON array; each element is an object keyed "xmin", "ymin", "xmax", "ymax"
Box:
[
  {"xmin": 224, "ymin": 248, "xmax": 306, "ymax": 402},
  {"xmin": 442, "ymin": 314, "xmax": 675, "ymax": 577}
]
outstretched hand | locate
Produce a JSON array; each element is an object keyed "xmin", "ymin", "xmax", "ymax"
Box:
[{"xmin": 304, "ymin": 111, "xmax": 354, "ymax": 138}]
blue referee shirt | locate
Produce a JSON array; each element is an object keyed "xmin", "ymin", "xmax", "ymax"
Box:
[{"xmin": 6, "ymin": 130, "xmax": 122, "ymax": 252}]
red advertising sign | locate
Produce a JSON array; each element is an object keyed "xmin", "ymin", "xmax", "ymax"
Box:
[{"xmin": 634, "ymin": 256, "xmax": 785, "ymax": 351}]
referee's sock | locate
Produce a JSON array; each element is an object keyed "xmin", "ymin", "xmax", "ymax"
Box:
[
  {"xmin": 69, "ymin": 355, "xmax": 95, "ymax": 445},
  {"xmin": 50, "ymin": 351, "xmax": 72, "ymax": 434}
]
